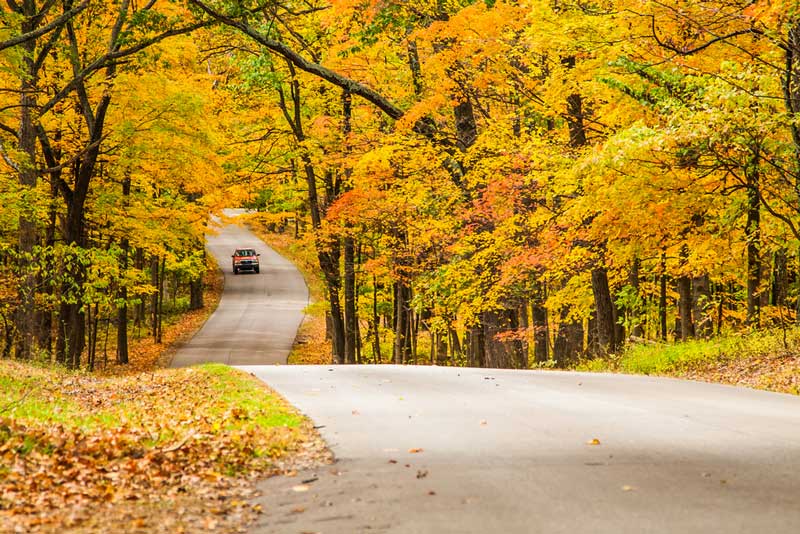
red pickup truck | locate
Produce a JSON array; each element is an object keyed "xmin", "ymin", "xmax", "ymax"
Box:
[{"xmin": 231, "ymin": 248, "xmax": 260, "ymax": 274}]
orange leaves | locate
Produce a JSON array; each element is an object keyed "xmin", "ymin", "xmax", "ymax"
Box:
[{"xmin": 0, "ymin": 360, "xmax": 319, "ymax": 533}]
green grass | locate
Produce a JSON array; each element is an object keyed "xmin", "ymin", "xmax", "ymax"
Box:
[
  {"xmin": 578, "ymin": 326, "xmax": 800, "ymax": 375},
  {"xmin": 203, "ymin": 363, "xmax": 302, "ymax": 429},
  {"xmin": 0, "ymin": 360, "xmax": 303, "ymax": 442}
]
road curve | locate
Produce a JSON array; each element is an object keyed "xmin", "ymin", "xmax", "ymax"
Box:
[
  {"xmin": 243, "ymin": 365, "xmax": 800, "ymax": 534},
  {"xmin": 170, "ymin": 210, "xmax": 308, "ymax": 367}
]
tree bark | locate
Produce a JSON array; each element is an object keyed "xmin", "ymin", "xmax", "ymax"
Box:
[
  {"xmin": 628, "ymin": 258, "xmax": 644, "ymax": 337},
  {"xmin": 344, "ymin": 236, "xmax": 357, "ymax": 364},
  {"xmin": 342, "ymin": 91, "xmax": 357, "ymax": 365},
  {"xmin": 393, "ymin": 282, "xmax": 411, "ymax": 364},
  {"xmin": 116, "ymin": 174, "xmax": 131, "ymax": 365},
  {"xmin": 773, "ymin": 249, "xmax": 788, "ymax": 308},
  {"xmin": 532, "ymin": 284, "xmax": 549, "ymax": 363},
  {"xmin": 692, "ymin": 274, "xmax": 712, "ymax": 338},
  {"xmin": 14, "ymin": 5, "xmax": 39, "ymax": 360},
  {"xmin": 553, "ymin": 311, "xmax": 583, "ymax": 367},
  {"xmin": 746, "ymin": 152, "xmax": 761, "ymax": 327},
  {"xmin": 482, "ymin": 308, "xmax": 526, "ymax": 369},
  {"xmin": 659, "ymin": 252, "xmax": 668, "ymax": 340},
  {"xmin": 677, "ymin": 278, "xmax": 694, "ymax": 341},
  {"xmin": 591, "ymin": 267, "xmax": 617, "ymax": 354}
]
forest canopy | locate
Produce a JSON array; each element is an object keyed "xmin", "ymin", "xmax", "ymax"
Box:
[{"xmin": 1, "ymin": 0, "xmax": 799, "ymax": 369}]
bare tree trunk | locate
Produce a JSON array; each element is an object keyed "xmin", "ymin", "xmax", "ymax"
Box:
[
  {"xmin": 746, "ymin": 152, "xmax": 761, "ymax": 327},
  {"xmin": 116, "ymin": 174, "xmax": 131, "ymax": 365},
  {"xmin": 532, "ymin": 285, "xmax": 549, "ymax": 363},
  {"xmin": 628, "ymin": 258, "xmax": 644, "ymax": 337},
  {"xmin": 692, "ymin": 274, "xmax": 712, "ymax": 338},
  {"xmin": 677, "ymin": 245, "xmax": 694, "ymax": 341},
  {"xmin": 15, "ymin": 13, "xmax": 39, "ymax": 360},
  {"xmin": 553, "ymin": 311, "xmax": 583, "ymax": 367},
  {"xmin": 591, "ymin": 268, "xmax": 617, "ymax": 354},
  {"xmin": 659, "ymin": 252, "xmax": 668, "ymax": 340},
  {"xmin": 343, "ymin": 239, "xmax": 357, "ymax": 365},
  {"xmin": 371, "ymin": 274, "xmax": 382, "ymax": 363}
]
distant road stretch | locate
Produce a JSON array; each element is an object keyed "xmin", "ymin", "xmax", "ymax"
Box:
[{"xmin": 171, "ymin": 209, "xmax": 307, "ymax": 367}]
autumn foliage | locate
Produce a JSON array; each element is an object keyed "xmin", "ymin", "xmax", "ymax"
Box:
[
  {"xmin": 186, "ymin": 0, "xmax": 800, "ymax": 368},
  {"xmin": 2, "ymin": 3, "xmax": 800, "ymax": 368}
]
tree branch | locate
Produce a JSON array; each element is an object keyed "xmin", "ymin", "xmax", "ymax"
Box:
[
  {"xmin": 188, "ymin": 0, "xmax": 405, "ymax": 120},
  {"xmin": 38, "ymin": 21, "xmax": 209, "ymax": 116},
  {"xmin": 0, "ymin": 1, "xmax": 89, "ymax": 52}
]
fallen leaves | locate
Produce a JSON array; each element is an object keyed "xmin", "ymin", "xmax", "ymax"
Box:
[
  {"xmin": 408, "ymin": 448, "xmax": 424, "ymax": 454},
  {"xmin": 0, "ymin": 359, "xmax": 331, "ymax": 534},
  {"xmin": 677, "ymin": 350, "xmax": 800, "ymax": 396}
]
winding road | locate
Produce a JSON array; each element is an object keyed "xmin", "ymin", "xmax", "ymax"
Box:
[
  {"xmin": 170, "ymin": 210, "xmax": 308, "ymax": 367},
  {"xmin": 178, "ymin": 214, "xmax": 800, "ymax": 533}
]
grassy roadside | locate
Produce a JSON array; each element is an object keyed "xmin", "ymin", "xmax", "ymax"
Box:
[
  {"xmin": 0, "ymin": 262, "xmax": 330, "ymax": 534},
  {"xmin": 244, "ymin": 218, "xmax": 332, "ymax": 366},
  {"xmin": 577, "ymin": 327, "xmax": 800, "ymax": 395}
]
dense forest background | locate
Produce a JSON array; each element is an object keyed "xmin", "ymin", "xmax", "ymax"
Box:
[{"xmin": 1, "ymin": 0, "xmax": 799, "ymax": 370}]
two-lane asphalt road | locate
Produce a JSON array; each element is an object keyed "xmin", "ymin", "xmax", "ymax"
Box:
[
  {"xmin": 174, "ymin": 215, "xmax": 800, "ymax": 533},
  {"xmin": 245, "ymin": 365, "xmax": 800, "ymax": 534},
  {"xmin": 170, "ymin": 210, "xmax": 308, "ymax": 367}
]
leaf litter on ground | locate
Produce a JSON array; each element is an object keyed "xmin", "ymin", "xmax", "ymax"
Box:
[{"xmin": 0, "ymin": 274, "xmax": 332, "ymax": 534}]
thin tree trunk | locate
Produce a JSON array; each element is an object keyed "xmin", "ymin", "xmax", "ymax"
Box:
[
  {"xmin": 15, "ymin": 14, "xmax": 39, "ymax": 360},
  {"xmin": 677, "ymin": 244, "xmax": 694, "ymax": 341},
  {"xmin": 629, "ymin": 258, "xmax": 644, "ymax": 337},
  {"xmin": 116, "ymin": 174, "xmax": 131, "ymax": 365},
  {"xmin": 372, "ymin": 274, "xmax": 381, "ymax": 363},
  {"xmin": 532, "ymin": 285, "xmax": 549, "ymax": 363},
  {"xmin": 343, "ymin": 236, "xmax": 357, "ymax": 364},
  {"xmin": 746, "ymin": 152, "xmax": 761, "ymax": 327},
  {"xmin": 692, "ymin": 274, "xmax": 712, "ymax": 338},
  {"xmin": 659, "ymin": 252, "xmax": 668, "ymax": 340}
]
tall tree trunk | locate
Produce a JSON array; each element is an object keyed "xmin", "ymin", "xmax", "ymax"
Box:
[
  {"xmin": 371, "ymin": 274, "xmax": 382, "ymax": 363},
  {"xmin": 342, "ymin": 90, "xmax": 357, "ymax": 365},
  {"xmin": 482, "ymin": 308, "xmax": 525, "ymax": 369},
  {"xmin": 116, "ymin": 174, "xmax": 131, "ymax": 365},
  {"xmin": 628, "ymin": 258, "xmax": 644, "ymax": 337},
  {"xmin": 659, "ymin": 251, "xmax": 668, "ymax": 340},
  {"xmin": 393, "ymin": 282, "xmax": 410, "ymax": 364},
  {"xmin": 773, "ymin": 249, "xmax": 788, "ymax": 308},
  {"xmin": 189, "ymin": 277, "xmax": 204, "ymax": 310},
  {"xmin": 134, "ymin": 248, "xmax": 145, "ymax": 333},
  {"xmin": 343, "ymin": 236, "xmax": 357, "ymax": 364},
  {"xmin": 553, "ymin": 311, "xmax": 583, "ymax": 367},
  {"xmin": 692, "ymin": 274, "xmax": 712, "ymax": 338},
  {"xmin": 532, "ymin": 284, "xmax": 549, "ymax": 363},
  {"xmin": 591, "ymin": 268, "xmax": 617, "ymax": 354},
  {"xmin": 15, "ymin": 14, "xmax": 38, "ymax": 360},
  {"xmin": 782, "ymin": 21, "xmax": 800, "ymax": 210},
  {"xmin": 467, "ymin": 324, "xmax": 485, "ymax": 368},
  {"xmin": 677, "ymin": 245, "xmax": 694, "ymax": 341},
  {"xmin": 151, "ymin": 254, "xmax": 159, "ymax": 340},
  {"xmin": 276, "ymin": 65, "xmax": 345, "ymax": 363},
  {"xmin": 746, "ymin": 153, "xmax": 761, "ymax": 327}
]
